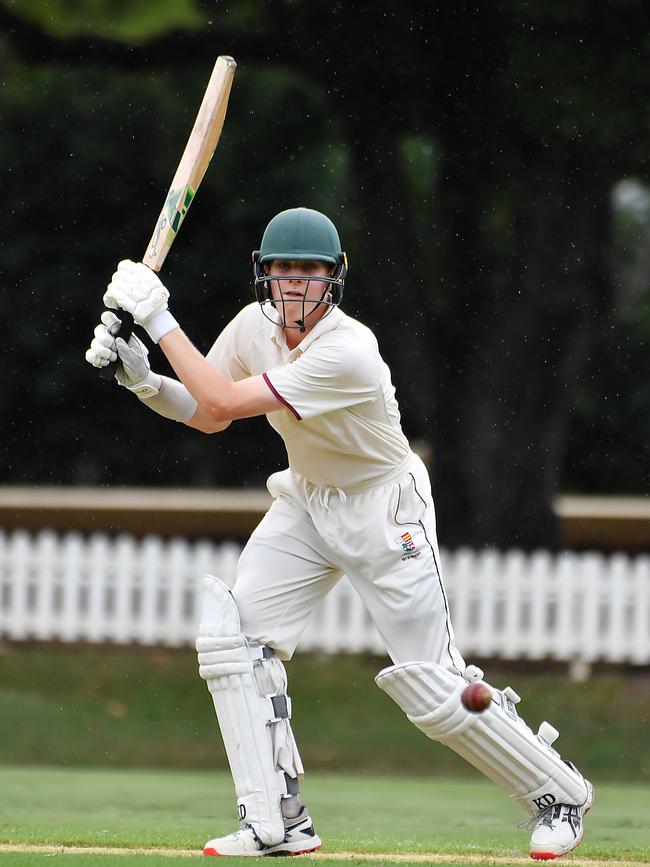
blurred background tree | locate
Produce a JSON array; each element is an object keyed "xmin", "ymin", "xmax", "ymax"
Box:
[{"xmin": 0, "ymin": 0, "xmax": 648, "ymax": 548}]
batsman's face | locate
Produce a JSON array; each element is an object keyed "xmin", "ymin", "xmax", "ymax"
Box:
[{"xmin": 265, "ymin": 259, "xmax": 334, "ymax": 328}]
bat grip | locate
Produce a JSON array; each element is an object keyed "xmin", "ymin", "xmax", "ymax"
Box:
[{"xmin": 98, "ymin": 309, "xmax": 135, "ymax": 381}]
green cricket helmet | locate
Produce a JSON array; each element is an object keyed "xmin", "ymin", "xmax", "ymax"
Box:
[{"xmin": 252, "ymin": 207, "xmax": 348, "ymax": 331}]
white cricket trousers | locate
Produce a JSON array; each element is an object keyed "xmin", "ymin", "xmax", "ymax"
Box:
[{"xmin": 232, "ymin": 452, "xmax": 466, "ymax": 672}]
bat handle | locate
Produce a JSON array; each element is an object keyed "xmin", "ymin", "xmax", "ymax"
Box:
[{"xmin": 98, "ymin": 309, "xmax": 135, "ymax": 382}]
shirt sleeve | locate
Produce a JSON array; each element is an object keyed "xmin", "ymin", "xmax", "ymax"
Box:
[
  {"xmin": 206, "ymin": 309, "xmax": 252, "ymax": 381},
  {"xmin": 263, "ymin": 334, "xmax": 379, "ymax": 420}
]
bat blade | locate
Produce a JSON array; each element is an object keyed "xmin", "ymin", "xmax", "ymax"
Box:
[
  {"xmin": 142, "ymin": 54, "xmax": 237, "ymax": 272},
  {"xmin": 99, "ymin": 56, "xmax": 236, "ymax": 382}
]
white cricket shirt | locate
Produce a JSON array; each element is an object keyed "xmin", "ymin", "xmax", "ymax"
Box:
[{"xmin": 206, "ymin": 303, "xmax": 411, "ymax": 489}]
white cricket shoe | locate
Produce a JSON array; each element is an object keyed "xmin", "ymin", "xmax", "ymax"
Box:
[
  {"xmin": 529, "ymin": 781, "xmax": 594, "ymax": 860},
  {"xmin": 203, "ymin": 808, "xmax": 322, "ymax": 857}
]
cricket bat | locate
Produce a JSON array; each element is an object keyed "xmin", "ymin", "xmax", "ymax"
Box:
[{"xmin": 100, "ymin": 55, "xmax": 237, "ymax": 380}]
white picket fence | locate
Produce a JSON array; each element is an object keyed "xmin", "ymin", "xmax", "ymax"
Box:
[{"xmin": 1, "ymin": 530, "xmax": 649, "ymax": 674}]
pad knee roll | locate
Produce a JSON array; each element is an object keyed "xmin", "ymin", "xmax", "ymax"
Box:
[
  {"xmin": 376, "ymin": 661, "xmax": 589, "ymax": 816},
  {"xmin": 197, "ymin": 575, "xmax": 303, "ymax": 845}
]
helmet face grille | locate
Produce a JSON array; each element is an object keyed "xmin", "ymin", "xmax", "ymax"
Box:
[{"xmin": 254, "ymin": 274, "xmax": 343, "ymax": 332}]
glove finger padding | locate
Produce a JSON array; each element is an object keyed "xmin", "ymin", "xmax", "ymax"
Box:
[
  {"xmin": 92, "ymin": 322, "xmax": 117, "ymax": 349},
  {"xmin": 116, "ymin": 259, "xmax": 142, "ymax": 278},
  {"xmin": 85, "ymin": 311, "xmax": 121, "ymax": 368},
  {"xmin": 117, "ymin": 259, "xmax": 164, "ymax": 287},
  {"xmin": 111, "ymin": 260, "xmax": 168, "ymax": 299},
  {"xmin": 100, "ymin": 310, "xmax": 122, "ymax": 335},
  {"xmin": 103, "ymin": 278, "xmax": 138, "ymax": 314},
  {"xmin": 85, "ymin": 336, "xmax": 117, "ymax": 367},
  {"xmin": 108, "ymin": 274, "xmax": 147, "ymax": 302}
]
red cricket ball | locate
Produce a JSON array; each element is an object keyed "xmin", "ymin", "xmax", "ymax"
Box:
[{"xmin": 461, "ymin": 681, "xmax": 492, "ymax": 713}]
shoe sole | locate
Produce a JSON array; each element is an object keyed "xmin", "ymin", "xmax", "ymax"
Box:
[
  {"xmin": 530, "ymin": 837, "xmax": 582, "ymax": 861},
  {"xmin": 203, "ymin": 843, "xmax": 322, "ymax": 858}
]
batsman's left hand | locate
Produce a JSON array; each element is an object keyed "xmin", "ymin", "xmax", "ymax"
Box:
[
  {"xmin": 103, "ymin": 260, "xmax": 178, "ymax": 343},
  {"xmin": 85, "ymin": 310, "xmax": 119, "ymax": 369}
]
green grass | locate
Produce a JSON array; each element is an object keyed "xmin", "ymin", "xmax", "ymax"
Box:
[
  {"xmin": 1, "ymin": 645, "xmax": 648, "ymax": 865},
  {"xmin": 0, "ymin": 766, "xmax": 649, "ymax": 866},
  {"xmin": 1, "ymin": 645, "xmax": 649, "ymax": 782}
]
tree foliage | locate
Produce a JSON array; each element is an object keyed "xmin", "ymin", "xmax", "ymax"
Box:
[{"xmin": 0, "ymin": 0, "xmax": 648, "ymax": 547}]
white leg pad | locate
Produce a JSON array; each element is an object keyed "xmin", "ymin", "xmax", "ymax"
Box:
[
  {"xmin": 196, "ymin": 575, "xmax": 304, "ymax": 846},
  {"xmin": 376, "ymin": 661, "xmax": 589, "ymax": 816}
]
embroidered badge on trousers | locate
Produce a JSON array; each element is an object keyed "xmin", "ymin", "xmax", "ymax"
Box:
[{"xmin": 394, "ymin": 531, "xmax": 422, "ymax": 561}]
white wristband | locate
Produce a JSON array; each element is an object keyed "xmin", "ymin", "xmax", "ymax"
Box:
[{"xmin": 145, "ymin": 309, "xmax": 180, "ymax": 343}]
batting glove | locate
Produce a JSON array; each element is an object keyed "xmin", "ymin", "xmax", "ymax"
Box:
[
  {"xmin": 85, "ymin": 310, "xmax": 119, "ymax": 368},
  {"xmin": 114, "ymin": 335, "xmax": 162, "ymax": 398},
  {"xmin": 85, "ymin": 311, "xmax": 162, "ymax": 398},
  {"xmin": 103, "ymin": 260, "xmax": 179, "ymax": 343}
]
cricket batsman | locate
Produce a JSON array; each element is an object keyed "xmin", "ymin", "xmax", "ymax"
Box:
[{"xmin": 85, "ymin": 207, "xmax": 593, "ymax": 858}]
